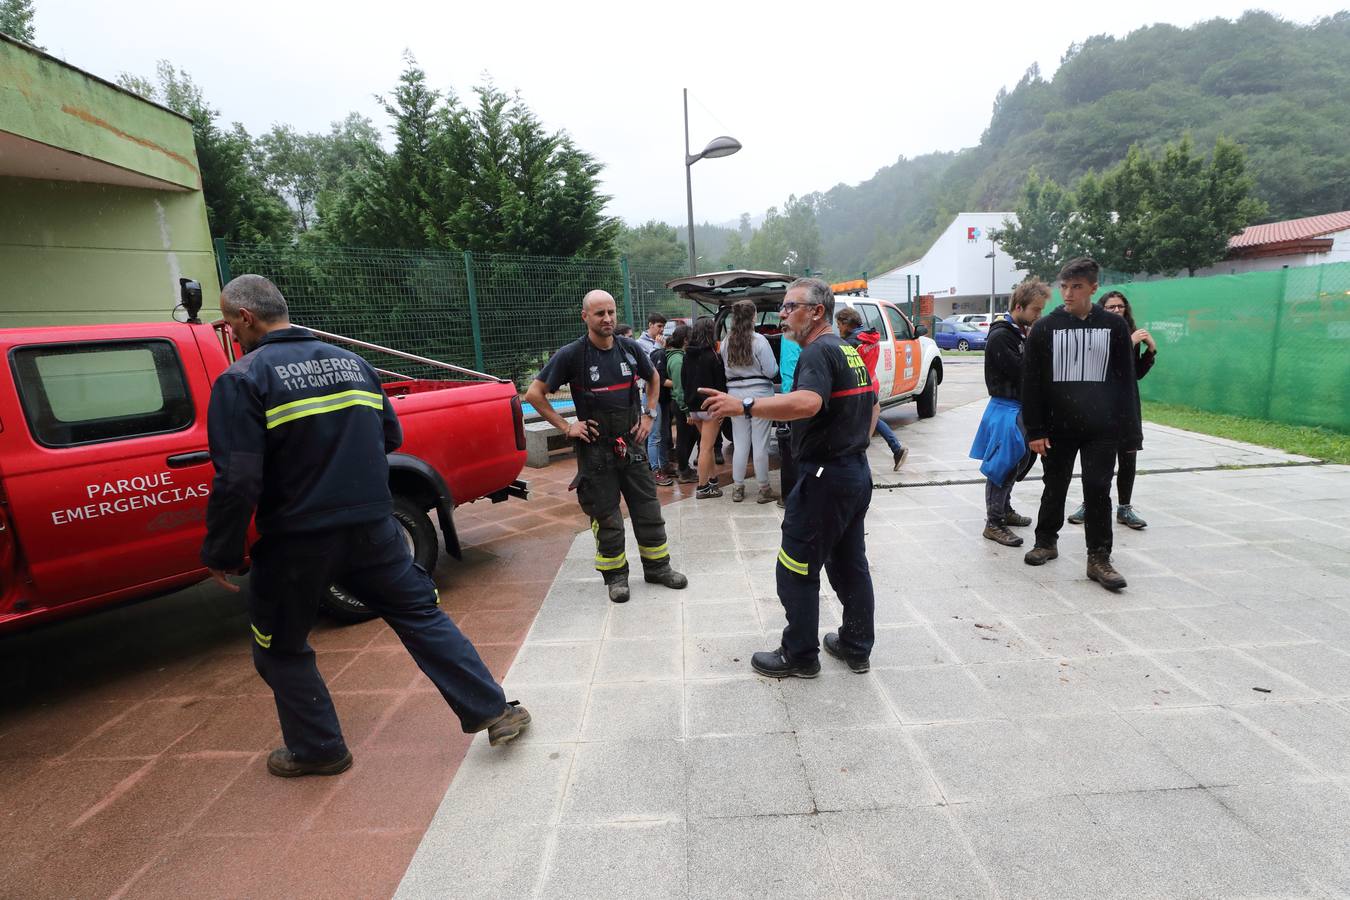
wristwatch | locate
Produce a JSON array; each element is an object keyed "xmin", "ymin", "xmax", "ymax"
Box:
[
  {"xmin": 642, "ymin": 408, "xmax": 657, "ymax": 418},
  {"xmin": 742, "ymin": 397, "xmax": 755, "ymax": 419}
]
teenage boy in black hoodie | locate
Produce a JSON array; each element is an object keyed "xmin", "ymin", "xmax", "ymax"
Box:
[{"xmin": 1021, "ymin": 258, "xmax": 1139, "ymax": 590}]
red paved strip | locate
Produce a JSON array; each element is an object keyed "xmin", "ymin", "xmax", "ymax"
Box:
[{"xmin": 0, "ymin": 448, "xmax": 733, "ymax": 898}]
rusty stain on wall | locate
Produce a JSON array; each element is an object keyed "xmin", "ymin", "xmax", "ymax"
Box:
[{"xmin": 59, "ymin": 104, "xmax": 200, "ymax": 180}]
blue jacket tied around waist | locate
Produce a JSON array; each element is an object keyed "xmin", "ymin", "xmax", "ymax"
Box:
[{"xmin": 969, "ymin": 397, "xmax": 1026, "ymax": 485}]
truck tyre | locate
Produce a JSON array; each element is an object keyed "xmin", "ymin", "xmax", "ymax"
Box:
[
  {"xmin": 319, "ymin": 496, "xmax": 439, "ymax": 624},
  {"xmin": 916, "ymin": 368, "xmax": 938, "ymax": 419}
]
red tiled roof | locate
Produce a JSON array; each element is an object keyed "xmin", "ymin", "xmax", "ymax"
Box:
[{"xmin": 1229, "ymin": 211, "xmax": 1350, "ymax": 249}]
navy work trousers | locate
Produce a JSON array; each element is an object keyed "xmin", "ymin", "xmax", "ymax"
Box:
[
  {"xmin": 248, "ymin": 516, "xmax": 506, "ymax": 763},
  {"xmin": 776, "ymin": 452, "xmax": 875, "ymax": 662},
  {"xmin": 1034, "ymin": 435, "xmax": 1119, "ymax": 555}
]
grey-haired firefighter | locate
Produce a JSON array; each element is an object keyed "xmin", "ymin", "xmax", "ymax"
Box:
[
  {"xmin": 201, "ymin": 275, "xmax": 528, "ymax": 780},
  {"xmin": 525, "ymin": 290, "xmax": 688, "ymax": 603},
  {"xmin": 700, "ymin": 277, "xmax": 878, "ymax": 678}
]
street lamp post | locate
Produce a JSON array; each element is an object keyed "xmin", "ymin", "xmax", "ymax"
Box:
[
  {"xmin": 984, "ymin": 240, "xmax": 997, "ymax": 319},
  {"xmin": 684, "ymin": 88, "xmax": 742, "ymax": 320}
]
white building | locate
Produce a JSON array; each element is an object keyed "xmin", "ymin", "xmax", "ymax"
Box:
[{"xmin": 869, "ymin": 212, "xmax": 1029, "ymax": 320}]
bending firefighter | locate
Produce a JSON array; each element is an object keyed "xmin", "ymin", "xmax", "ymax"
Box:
[{"xmin": 525, "ymin": 290, "xmax": 689, "ymax": 603}]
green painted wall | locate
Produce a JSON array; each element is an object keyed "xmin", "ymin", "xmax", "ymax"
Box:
[
  {"xmin": 0, "ymin": 36, "xmax": 200, "ymax": 189},
  {"xmin": 0, "ymin": 177, "xmax": 218, "ymax": 326},
  {"xmin": 1, "ymin": 37, "xmax": 217, "ymax": 327}
]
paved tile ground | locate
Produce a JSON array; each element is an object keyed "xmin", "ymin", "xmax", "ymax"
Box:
[{"xmin": 400, "ymin": 365, "xmax": 1350, "ymax": 899}]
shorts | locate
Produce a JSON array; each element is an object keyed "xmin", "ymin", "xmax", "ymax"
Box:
[{"xmin": 690, "ymin": 410, "xmax": 718, "ymax": 422}]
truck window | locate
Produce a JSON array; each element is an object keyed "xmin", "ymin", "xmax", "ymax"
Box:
[
  {"xmin": 885, "ymin": 306, "xmax": 914, "ymax": 340},
  {"xmin": 10, "ymin": 340, "xmax": 195, "ymax": 447},
  {"xmin": 855, "ymin": 303, "xmax": 886, "ymax": 336}
]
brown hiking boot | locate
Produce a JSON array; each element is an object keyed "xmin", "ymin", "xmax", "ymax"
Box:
[
  {"xmin": 266, "ymin": 747, "xmax": 353, "ymax": 778},
  {"xmin": 1023, "ymin": 544, "xmax": 1058, "ymax": 566},
  {"xmin": 1003, "ymin": 508, "xmax": 1032, "ymax": 527},
  {"xmin": 479, "ymin": 701, "xmax": 532, "ymax": 746},
  {"xmin": 983, "ymin": 523, "xmax": 1024, "ymax": 547},
  {"xmin": 1087, "ymin": 554, "xmax": 1127, "ymax": 591}
]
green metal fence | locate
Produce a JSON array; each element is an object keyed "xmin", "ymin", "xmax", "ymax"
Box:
[
  {"xmin": 1098, "ymin": 261, "xmax": 1350, "ymax": 433},
  {"xmin": 219, "ymin": 242, "xmax": 691, "ymax": 388}
]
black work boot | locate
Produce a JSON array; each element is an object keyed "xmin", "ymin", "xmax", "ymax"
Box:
[
  {"xmin": 1087, "ymin": 553, "xmax": 1127, "ymax": 591},
  {"xmin": 823, "ymin": 632, "xmax": 870, "ymax": 673},
  {"xmin": 605, "ymin": 573, "xmax": 630, "ymax": 603},
  {"xmin": 983, "ymin": 523, "xmax": 1024, "ymax": 547},
  {"xmin": 750, "ymin": 647, "xmax": 820, "ymax": 679},
  {"xmin": 643, "ymin": 565, "xmax": 688, "ymax": 589},
  {"xmin": 1003, "ymin": 508, "xmax": 1032, "ymax": 527},
  {"xmin": 267, "ymin": 748, "xmax": 353, "ymax": 778},
  {"xmin": 1023, "ymin": 543, "xmax": 1059, "ymax": 566}
]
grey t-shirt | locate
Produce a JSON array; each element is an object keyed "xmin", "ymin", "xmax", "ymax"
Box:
[{"xmin": 721, "ymin": 331, "xmax": 777, "ymax": 385}]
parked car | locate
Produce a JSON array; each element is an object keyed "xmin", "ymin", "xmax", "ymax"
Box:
[
  {"xmin": 663, "ymin": 270, "xmax": 943, "ymax": 418},
  {"xmin": 933, "ymin": 321, "xmax": 990, "ymax": 351},
  {"xmin": 0, "ymin": 308, "xmax": 530, "ymax": 633},
  {"xmin": 954, "ymin": 313, "xmax": 995, "ymax": 329},
  {"xmin": 661, "ymin": 316, "xmax": 692, "ymax": 339}
]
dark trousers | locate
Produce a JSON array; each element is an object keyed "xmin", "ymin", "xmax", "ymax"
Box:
[
  {"xmin": 777, "ymin": 453, "xmax": 874, "ymax": 662},
  {"xmin": 776, "ymin": 425, "xmax": 798, "ymax": 498},
  {"xmin": 248, "ymin": 517, "xmax": 506, "ymax": 762},
  {"xmin": 658, "ymin": 397, "xmax": 675, "ymax": 465},
  {"xmin": 576, "ymin": 442, "xmax": 671, "ymax": 580},
  {"xmin": 985, "ymin": 448, "xmax": 1037, "ymax": 525},
  {"xmin": 1117, "ymin": 450, "xmax": 1137, "ymax": 505},
  {"xmin": 1035, "ymin": 435, "xmax": 1119, "ymax": 555},
  {"xmin": 675, "ymin": 413, "xmax": 698, "ymax": 472}
]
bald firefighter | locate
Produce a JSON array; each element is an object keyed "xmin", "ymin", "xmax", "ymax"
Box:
[{"xmin": 525, "ymin": 291, "xmax": 688, "ymax": 602}]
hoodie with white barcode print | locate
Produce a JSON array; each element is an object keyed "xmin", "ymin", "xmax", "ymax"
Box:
[{"xmin": 1020, "ymin": 304, "xmax": 1141, "ymax": 445}]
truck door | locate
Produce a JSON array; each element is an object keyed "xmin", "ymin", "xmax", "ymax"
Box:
[
  {"xmin": 884, "ymin": 305, "xmax": 922, "ymax": 398},
  {"xmin": 853, "ymin": 302, "xmax": 894, "ymax": 401},
  {"xmin": 0, "ymin": 327, "xmax": 216, "ymax": 609}
]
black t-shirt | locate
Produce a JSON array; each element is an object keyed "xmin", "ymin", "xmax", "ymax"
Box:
[
  {"xmin": 536, "ymin": 335, "xmax": 654, "ymax": 415},
  {"xmin": 790, "ymin": 333, "xmax": 877, "ymax": 461}
]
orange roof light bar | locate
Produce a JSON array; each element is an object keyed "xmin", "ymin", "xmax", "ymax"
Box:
[{"xmin": 831, "ymin": 279, "xmax": 868, "ymax": 295}]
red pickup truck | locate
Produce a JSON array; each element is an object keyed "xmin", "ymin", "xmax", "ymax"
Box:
[{"xmin": 0, "ymin": 317, "xmax": 528, "ymax": 633}]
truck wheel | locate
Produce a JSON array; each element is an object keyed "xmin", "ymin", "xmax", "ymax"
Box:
[
  {"xmin": 916, "ymin": 368, "xmax": 938, "ymax": 419},
  {"xmin": 319, "ymin": 496, "xmax": 439, "ymax": 624},
  {"xmin": 957, "ymin": 339, "xmax": 970, "ymax": 351}
]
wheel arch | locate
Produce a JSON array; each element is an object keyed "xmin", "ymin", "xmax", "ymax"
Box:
[{"xmin": 387, "ymin": 453, "xmax": 461, "ymax": 560}]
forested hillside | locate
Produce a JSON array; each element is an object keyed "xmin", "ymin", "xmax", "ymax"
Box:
[{"xmin": 815, "ymin": 11, "xmax": 1350, "ymax": 277}]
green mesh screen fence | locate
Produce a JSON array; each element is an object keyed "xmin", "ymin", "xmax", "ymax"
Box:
[
  {"xmin": 1098, "ymin": 261, "xmax": 1350, "ymax": 433},
  {"xmin": 220, "ymin": 243, "xmax": 691, "ymax": 390}
]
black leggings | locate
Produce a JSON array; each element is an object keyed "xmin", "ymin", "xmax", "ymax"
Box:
[
  {"xmin": 675, "ymin": 414, "xmax": 698, "ymax": 472},
  {"xmin": 1117, "ymin": 450, "xmax": 1137, "ymax": 506}
]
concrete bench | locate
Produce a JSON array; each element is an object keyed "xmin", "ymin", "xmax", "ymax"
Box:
[{"xmin": 524, "ymin": 416, "xmax": 576, "ymax": 468}]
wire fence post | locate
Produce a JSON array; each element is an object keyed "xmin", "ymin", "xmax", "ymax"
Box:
[
  {"xmin": 1261, "ymin": 265, "xmax": 1291, "ymax": 421},
  {"xmin": 213, "ymin": 238, "xmax": 231, "ymax": 289},
  {"xmin": 620, "ymin": 256, "xmax": 635, "ymax": 326},
  {"xmin": 463, "ymin": 251, "xmax": 486, "ymax": 373}
]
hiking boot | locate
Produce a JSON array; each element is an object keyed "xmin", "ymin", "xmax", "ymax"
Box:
[
  {"xmin": 1003, "ymin": 508, "xmax": 1032, "ymax": 527},
  {"xmin": 776, "ymin": 496, "xmax": 786, "ymax": 510},
  {"xmin": 653, "ymin": 469, "xmax": 675, "ymax": 486},
  {"xmin": 823, "ymin": 632, "xmax": 870, "ymax": 673},
  {"xmin": 1067, "ymin": 503, "xmax": 1086, "ymax": 525},
  {"xmin": 605, "ymin": 574, "xmax": 630, "ymax": 603},
  {"xmin": 1023, "ymin": 543, "xmax": 1059, "ymax": 566},
  {"xmin": 892, "ymin": 446, "xmax": 909, "ymax": 471},
  {"xmin": 1087, "ymin": 553, "xmax": 1127, "ymax": 591},
  {"xmin": 731, "ymin": 483, "xmax": 746, "ymax": 502},
  {"xmin": 267, "ymin": 747, "xmax": 353, "ymax": 778},
  {"xmin": 1117, "ymin": 505, "xmax": 1148, "ymax": 529},
  {"xmin": 696, "ymin": 482, "xmax": 723, "ymax": 499},
  {"xmin": 677, "ymin": 468, "xmax": 697, "ymax": 484},
  {"xmin": 757, "ymin": 484, "xmax": 777, "ymax": 504},
  {"xmin": 983, "ymin": 523, "xmax": 1024, "ymax": 547},
  {"xmin": 750, "ymin": 647, "xmax": 820, "ymax": 679},
  {"xmin": 644, "ymin": 565, "xmax": 688, "ymax": 589},
  {"xmin": 480, "ymin": 701, "xmax": 531, "ymax": 746}
]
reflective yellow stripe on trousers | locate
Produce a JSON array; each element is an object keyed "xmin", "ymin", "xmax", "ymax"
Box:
[
  {"xmin": 638, "ymin": 542, "xmax": 669, "ymax": 561},
  {"xmin": 777, "ymin": 547, "xmax": 808, "ymax": 576},
  {"xmin": 251, "ymin": 624, "xmax": 273, "ymax": 649}
]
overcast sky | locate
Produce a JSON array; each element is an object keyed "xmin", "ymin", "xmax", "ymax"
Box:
[{"xmin": 33, "ymin": 0, "xmax": 1345, "ymax": 227}]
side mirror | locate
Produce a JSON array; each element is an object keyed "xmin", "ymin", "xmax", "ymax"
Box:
[{"xmin": 914, "ymin": 325, "xmax": 929, "ymax": 338}]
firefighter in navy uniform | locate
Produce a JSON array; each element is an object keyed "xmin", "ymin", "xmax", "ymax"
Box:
[
  {"xmin": 525, "ymin": 290, "xmax": 688, "ymax": 603},
  {"xmin": 701, "ymin": 277, "xmax": 879, "ymax": 678},
  {"xmin": 201, "ymin": 275, "xmax": 529, "ymax": 779}
]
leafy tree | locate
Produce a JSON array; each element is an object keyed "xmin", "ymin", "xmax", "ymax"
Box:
[
  {"xmin": 0, "ymin": 0, "xmax": 39, "ymax": 47},
  {"xmin": 117, "ymin": 62, "xmax": 291, "ymax": 243},
  {"xmin": 617, "ymin": 220, "xmax": 686, "ymax": 270},
  {"xmin": 719, "ymin": 232, "xmax": 746, "ymax": 270},
  {"xmin": 990, "ymin": 171, "xmax": 1073, "ymax": 281}
]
